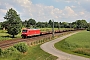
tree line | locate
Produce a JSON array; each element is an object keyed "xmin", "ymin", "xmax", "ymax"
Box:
[
  {"xmin": 21, "ymin": 19, "xmax": 90, "ymax": 29},
  {"xmin": 1, "ymin": 18, "xmax": 90, "ymax": 29},
  {"xmin": 0, "ymin": 8, "xmax": 90, "ymax": 38}
]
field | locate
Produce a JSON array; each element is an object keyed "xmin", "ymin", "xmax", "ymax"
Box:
[
  {"xmin": 55, "ymin": 31, "xmax": 90, "ymax": 58},
  {"xmin": 0, "ymin": 44, "xmax": 57, "ymax": 60},
  {"xmin": 0, "ymin": 30, "xmax": 21, "ymax": 41},
  {"xmin": 40, "ymin": 28, "xmax": 73, "ymax": 32}
]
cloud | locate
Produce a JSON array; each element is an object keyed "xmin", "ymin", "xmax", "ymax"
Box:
[
  {"xmin": 0, "ymin": 0, "xmax": 90, "ymax": 22},
  {"xmin": 63, "ymin": 6, "xmax": 77, "ymax": 17},
  {"xmin": 11, "ymin": 0, "xmax": 78, "ymax": 22}
]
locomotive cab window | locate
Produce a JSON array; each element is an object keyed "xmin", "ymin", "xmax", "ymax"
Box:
[{"xmin": 22, "ymin": 30, "xmax": 27, "ymax": 33}]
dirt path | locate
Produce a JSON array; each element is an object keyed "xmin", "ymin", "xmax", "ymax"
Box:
[{"xmin": 40, "ymin": 32, "xmax": 90, "ymax": 60}]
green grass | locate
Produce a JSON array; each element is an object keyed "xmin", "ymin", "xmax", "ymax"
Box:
[
  {"xmin": 0, "ymin": 30, "xmax": 21, "ymax": 41},
  {"xmin": 0, "ymin": 30, "xmax": 12, "ymax": 41},
  {"xmin": 0, "ymin": 44, "xmax": 57, "ymax": 60},
  {"xmin": 40, "ymin": 28, "xmax": 74, "ymax": 32},
  {"xmin": 55, "ymin": 31, "xmax": 90, "ymax": 58}
]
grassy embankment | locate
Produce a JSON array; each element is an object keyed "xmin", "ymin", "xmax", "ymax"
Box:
[
  {"xmin": 55, "ymin": 31, "xmax": 90, "ymax": 58},
  {"xmin": 0, "ymin": 44, "xmax": 57, "ymax": 60}
]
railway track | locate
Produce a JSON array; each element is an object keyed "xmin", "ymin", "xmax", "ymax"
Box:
[
  {"xmin": 0, "ymin": 34, "xmax": 52, "ymax": 48},
  {"xmin": 0, "ymin": 30, "xmax": 77, "ymax": 49}
]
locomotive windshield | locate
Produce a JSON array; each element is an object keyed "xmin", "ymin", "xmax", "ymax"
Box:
[{"xmin": 22, "ymin": 30, "xmax": 27, "ymax": 33}]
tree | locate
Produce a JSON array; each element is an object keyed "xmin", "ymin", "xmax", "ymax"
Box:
[
  {"xmin": 0, "ymin": 22, "xmax": 2, "ymax": 29},
  {"xmin": 72, "ymin": 22, "xmax": 77, "ymax": 29},
  {"xmin": 4, "ymin": 8, "xmax": 22, "ymax": 38},
  {"xmin": 76, "ymin": 20, "xmax": 87, "ymax": 29},
  {"xmin": 87, "ymin": 23, "xmax": 90, "ymax": 31},
  {"xmin": 27, "ymin": 18, "xmax": 36, "ymax": 28},
  {"xmin": 45, "ymin": 22, "xmax": 49, "ymax": 28},
  {"xmin": 54, "ymin": 22, "xmax": 59, "ymax": 28},
  {"xmin": 1, "ymin": 21, "xmax": 9, "ymax": 30},
  {"xmin": 61, "ymin": 22, "xmax": 69, "ymax": 28},
  {"xmin": 48, "ymin": 20, "xmax": 53, "ymax": 28},
  {"xmin": 81, "ymin": 20, "xmax": 87, "ymax": 28},
  {"xmin": 22, "ymin": 20, "xmax": 28, "ymax": 27},
  {"xmin": 36, "ymin": 22, "xmax": 46, "ymax": 28}
]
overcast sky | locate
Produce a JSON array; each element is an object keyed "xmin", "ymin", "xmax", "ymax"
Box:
[{"xmin": 0, "ymin": 0, "xmax": 90, "ymax": 22}]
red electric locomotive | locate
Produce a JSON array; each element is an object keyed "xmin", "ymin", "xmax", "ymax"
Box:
[{"xmin": 21, "ymin": 29, "xmax": 40, "ymax": 38}]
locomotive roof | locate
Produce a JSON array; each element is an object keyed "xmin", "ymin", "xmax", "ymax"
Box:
[{"xmin": 23, "ymin": 29, "xmax": 40, "ymax": 30}]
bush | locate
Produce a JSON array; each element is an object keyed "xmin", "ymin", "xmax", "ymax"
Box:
[
  {"xmin": 7, "ymin": 47, "xmax": 17, "ymax": 52},
  {"xmin": 14, "ymin": 42, "xmax": 28, "ymax": 53},
  {"xmin": 87, "ymin": 28, "xmax": 90, "ymax": 31},
  {"xmin": 1, "ymin": 47, "xmax": 18, "ymax": 56},
  {"xmin": 0, "ymin": 48, "xmax": 2, "ymax": 55}
]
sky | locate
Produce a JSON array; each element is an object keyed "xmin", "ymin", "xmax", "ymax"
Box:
[{"xmin": 0, "ymin": 0, "xmax": 90, "ymax": 22}]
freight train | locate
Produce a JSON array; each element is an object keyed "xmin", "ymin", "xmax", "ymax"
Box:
[{"xmin": 21, "ymin": 28, "xmax": 78, "ymax": 38}]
